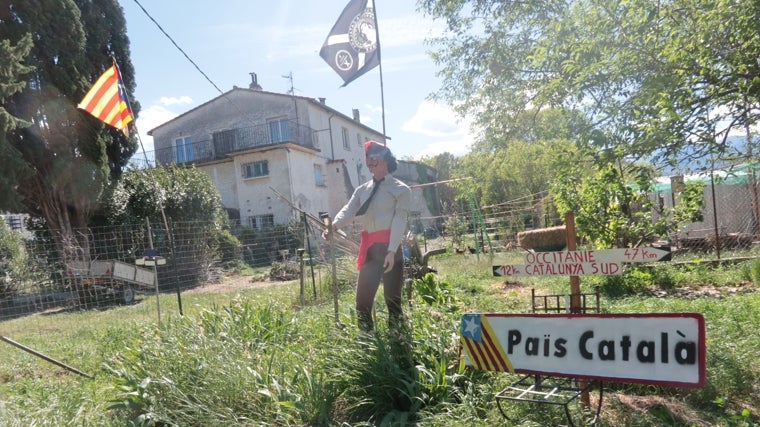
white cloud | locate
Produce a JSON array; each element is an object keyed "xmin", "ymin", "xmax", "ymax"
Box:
[
  {"xmin": 415, "ymin": 138, "xmax": 472, "ymax": 158},
  {"xmin": 159, "ymin": 96, "xmax": 193, "ymax": 106},
  {"xmin": 134, "ymin": 103, "xmax": 179, "ymax": 153},
  {"xmin": 213, "ymin": 9, "xmax": 445, "ymax": 63},
  {"xmin": 402, "ymin": 100, "xmax": 467, "ymax": 137},
  {"xmin": 363, "ymin": 103, "xmax": 384, "ymax": 116},
  {"xmin": 401, "ymin": 100, "xmax": 475, "ymax": 158},
  {"xmin": 379, "ymin": 15, "xmax": 445, "ymax": 48}
]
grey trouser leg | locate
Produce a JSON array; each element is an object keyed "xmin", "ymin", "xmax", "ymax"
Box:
[{"xmin": 356, "ymin": 243, "xmax": 404, "ymax": 331}]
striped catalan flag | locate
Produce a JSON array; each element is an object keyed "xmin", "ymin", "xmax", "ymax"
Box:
[
  {"xmin": 460, "ymin": 314, "xmax": 514, "ymax": 372},
  {"xmin": 78, "ymin": 63, "xmax": 134, "ymax": 134}
]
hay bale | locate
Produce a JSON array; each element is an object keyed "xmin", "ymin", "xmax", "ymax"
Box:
[{"xmin": 517, "ymin": 226, "xmax": 567, "ymax": 252}]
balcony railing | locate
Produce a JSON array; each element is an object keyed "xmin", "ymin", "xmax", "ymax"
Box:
[{"xmin": 130, "ymin": 120, "xmax": 317, "ymax": 168}]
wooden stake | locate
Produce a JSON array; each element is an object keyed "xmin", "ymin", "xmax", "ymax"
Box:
[
  {"xmin": 0, "ymin": 335, "xmax": 92, "ymax": 379},
  {"xmin": 565, "ymin": 211, "xmax": 590, "ymax": 407}
]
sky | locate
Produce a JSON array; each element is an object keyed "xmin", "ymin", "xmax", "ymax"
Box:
[{"xmin": 118, "ymin": 0, "xmax": 475, "ymax": 160}]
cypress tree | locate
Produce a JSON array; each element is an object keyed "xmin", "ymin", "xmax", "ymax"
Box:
[{"xmin": 0, "ymin": 0, "xmax": 139, "ymax": 260}]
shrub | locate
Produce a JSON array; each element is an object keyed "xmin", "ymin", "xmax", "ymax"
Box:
[
  {"xmin": 444, "ymin": 215, "xmax": 468, "ymax": 249},
  {"xmin": 269, "ymin": 261, "xmax": 299, "ymax": 281},
  {"xmin": 215, "ymin": 229, "xmax": 242, "ymax": 266},
  {"xmin": 0, "ymin": 218, "xmax": 27, "ymax": 298},
  {"xmin": 413, "ymin": 272, "xmax": 456, "ymax": 309},
  {"xmin": 750, "ymin": 258, "xmax": 760, "ymax": 286}
]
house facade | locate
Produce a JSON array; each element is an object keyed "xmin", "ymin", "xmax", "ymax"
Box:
[
  {"xmin": 148, "ymin": 75, "xmax": 439, "ymax": 231},
  {"xmin": 0, "ymin": 213, "xmax": 32, "ymax": 239}
]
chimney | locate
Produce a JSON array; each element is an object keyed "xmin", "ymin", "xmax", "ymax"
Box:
[
  {"xmin": 249, "ymin": 72, "xmax": 262, "ymax": 90},
  {"xmin": 352, "ymin": 108, "xmax": 360, "ymax": 122},
  {"xmin": 318, "ymin": 97, "xmax": 326, "ymax": 104}
]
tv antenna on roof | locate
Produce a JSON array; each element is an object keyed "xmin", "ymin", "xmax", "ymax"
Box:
[
  {"xmin": 282, "ymin": 71, "xmax": 295, "ymax": 95},
  {"xmin": 282, "ymin": 71, "xmax": 300, "ymax": 125}
]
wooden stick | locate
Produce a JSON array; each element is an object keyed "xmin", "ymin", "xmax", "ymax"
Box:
[
  {"xmin": 0, "ymin": 335, "xmax": 93, "ymax": 379},
  {"xmin": 268, "ymin": 186, "xmax": 359, "ymax": 253}
]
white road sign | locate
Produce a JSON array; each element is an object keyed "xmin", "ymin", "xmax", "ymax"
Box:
[
  {"xmin": 524, "ymin": 247, "xmax": 670, "ymax": 265},
  {"xmin": 460, "ymin": 313, "xmax": 706, "ymax": 387},
  {"xmin": 493, "ymin": 262, "xmax": 622, "ymax": 277},
  {"xmin": 493, "ymin": 247, "xmax": 669, "ymax": 277}
]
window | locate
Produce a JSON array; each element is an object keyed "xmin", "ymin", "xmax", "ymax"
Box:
[
  {"xmin": 311, "ymin": 131, "xmax": 320, "ymax": 148},
  {"xmin": 341, "ymin": 127, "xmax": 349, "ymax": 149},
  {"xmin": 6, "ymin": 215, "xmax": 23, "ymax": 232},
  {"xmin": 269, "ymin": 118, "xmax": 290, "ymax": 143},
  {"xmin": 357, "ymin": 163, "xmax": 367, "ymax": 183},
  {"xmin": 357, "ymin": 132, "xmax": 362, "ymax": 146},
  {"xmin": 175, "ymin": 136, "xmax": 193, "ymax": 163},
  {"xmin": 242, "ymin": 160, "xmax": 269, "ymax": 179},
  {"xmin": 213, "ymin": 129, "xmax": 237, "ymax": 152},
  {"xmin": 314, "ymin": 164, "xmax": 325, "ymax": 186},
  {"xmin": 248, "ymin": 214, "xmax": 274, "ymax": 230}
]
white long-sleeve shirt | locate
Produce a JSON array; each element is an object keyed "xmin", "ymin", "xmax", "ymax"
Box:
[{"xmin": 333, "ymin": 175, "xmax": 411, "ymax": 253}]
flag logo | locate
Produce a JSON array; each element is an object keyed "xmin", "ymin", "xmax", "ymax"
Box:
[
  {"xmin": 78, "ymin": 63, "xmax": 134, "ymax": 134},
  {"xmin": 320, "ymin": 0, "xmax": 380, "ymax": 86},
  {"xmin": 348, "ymin": 8, "xmax": 377, "ymax": 53},
  {"xmin": 460, "ymin": 314, "xmax": 514, "ymax": 372}
]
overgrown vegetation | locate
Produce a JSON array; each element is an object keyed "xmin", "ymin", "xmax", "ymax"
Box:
[
  {"xmin": 0, "ymin": 246, "xmax": 757, "ymax": 426},
  {"xmin": 0, "ymin": 218, "xmax": 25, "ymax": 298}
]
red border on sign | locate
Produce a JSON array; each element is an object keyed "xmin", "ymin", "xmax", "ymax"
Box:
[{"xmin": 469, "ymin": 312, "xmax": 706, "ymax": 388}]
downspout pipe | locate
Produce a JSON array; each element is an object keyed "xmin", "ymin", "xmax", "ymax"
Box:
[
  {"xmin": 286, "ymin": 148, "xmax": 296, "ymax": 220},
  {"xmin": 328, "ymin": 113, "xmax": 336, "ymax": 160}
]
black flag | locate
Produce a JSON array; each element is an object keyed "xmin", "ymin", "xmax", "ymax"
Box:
[{"xmin": 319, "ymin": 0, "xmax": 380, "ymax": 86}]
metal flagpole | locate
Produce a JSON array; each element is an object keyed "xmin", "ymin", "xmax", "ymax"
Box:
[
  {"xmin": 115, "ymin": 59, "xmax": 182, "ymax": 316},
  {"xmin": 371, "ymin": 0, "xmax": 387, "ymax": 141}
]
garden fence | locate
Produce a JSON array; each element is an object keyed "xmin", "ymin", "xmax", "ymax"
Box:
[
  {"xmin": 1, "ymin": 175, "xmax": 757, "ymax": 323},
  {"xmin": 0, "ymin": 219, "xmax": 322, "ymax": 322}
]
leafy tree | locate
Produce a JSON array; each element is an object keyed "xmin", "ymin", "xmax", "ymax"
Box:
[
  {"xmin": 674, "ymin": 181, "xmax": 705, "ymax": 224},
  {"xmin": 552, "ymin": 145, "xmax": 705, "ymax": 248},
  {"xmin": 100, "ymin": 165, "xmax": 230, "ymax": 284},
  {"xmin": 553, "ymin": 153, "xmax": 659, "ymax": 248},
  {"xmin": 103, "ymin": 165, "xmax": 226, "ymax": 228},
  {"xmin": 448, "ymin": 109, "xmax": 581, "ymax": 227},
  {"xmin": 421, "ymin": 0, "xmax": 756, "ymax": 245},
  {"xmin": 417, "ymin": 152, "xmax": 461, "ymax": 216},
  {"xmin": 0, "ymin": 34, "xmax": 34, "ymax": 212},
  {"xmin": 443, "ymin": 214, "xmax": 467, "ymax": 248},
  {"xmin": 0, "ymin": 0, "xmax": 139, "ymax": 261},
  {"xmin": 420, "ymin": 0, "xmax": 760, "ymax": 169}
]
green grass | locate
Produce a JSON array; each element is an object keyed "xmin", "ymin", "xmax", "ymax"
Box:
[{"xmin": 0, "ymin": 250, "xmax": 758, "ymax": 426}]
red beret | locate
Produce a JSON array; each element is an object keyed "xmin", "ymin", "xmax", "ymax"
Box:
[{"xmin": 364, "ymin": 140, "xmax": 389, "ymax": 156}]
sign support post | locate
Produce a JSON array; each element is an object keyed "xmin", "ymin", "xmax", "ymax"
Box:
[
  {"xmin": 565, "ymin": 212, "xmax": 581, "ymax": 314},
  {"xmin": 564, "ymin": 211, "xmax": 589, "ymax": 406}
]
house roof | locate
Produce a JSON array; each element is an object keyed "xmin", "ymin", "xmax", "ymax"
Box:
[{"xmin": 147, "ymin": 87, "xmax": 385, "ymax": 137}]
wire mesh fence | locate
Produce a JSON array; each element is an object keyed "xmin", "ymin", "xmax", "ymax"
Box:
[
  {"xmin": 1, "ymin": 175, "xmax": 758, "ymax": 323},
  {"xmin": 423, "ymin": 179, "xmax": 760, "ymax": 255},
  {"xmin": 0, "ymin": 218, "xmax": 333, "ymax": 321},
  {"xmin": 658, "ymin": 176, "xmax": 759, "ymax": 253}
]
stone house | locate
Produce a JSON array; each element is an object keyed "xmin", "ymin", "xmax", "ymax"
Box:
[{"xmin": 148, "ymin": 74, "xmax": 439, "ymax": 231}]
